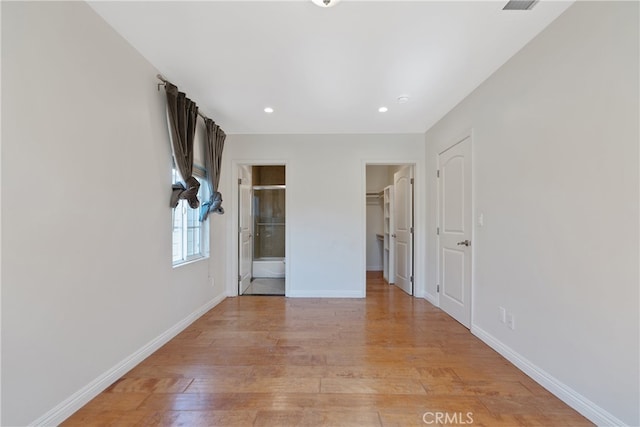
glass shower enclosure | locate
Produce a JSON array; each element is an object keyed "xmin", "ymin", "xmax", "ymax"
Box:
[{"xmin": 252, "ymin": 185, "xmax": 285, "ymax": 278}]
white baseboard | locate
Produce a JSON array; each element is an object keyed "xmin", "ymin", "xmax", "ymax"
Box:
[
  {"xmin": 366, "ymin": 265, "xmax": 382, "ymax": 271},
  {"xmin": 423, "ymin": 291, "xmax": 438, "ymax": 306},
  {"xmin": 471, "ymin": 325, "xmax": 627, "ymax": 427},
  {"xmin": 288, "ymin": 290, "xmax": 364, "ymax": 298},
  {"xmin": 31, "ymin": 293, "xmax": 227, "ymax": 427}
]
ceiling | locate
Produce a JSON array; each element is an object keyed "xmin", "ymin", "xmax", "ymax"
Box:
[{"xmin": 88, "ymin": 0, "xmax": 573, "ymax": 135}]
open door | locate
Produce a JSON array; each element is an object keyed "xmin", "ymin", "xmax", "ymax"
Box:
[
  {"xmin": 394, "ymin": 166, "xmax": 414, "ymax": 295},
  {"xmin": 238, "ymin": 166, "xmax": 252, "ymax": 295},
  {"xmin": 438, "ymin": 136, "xmax": 472, "ymax": 328}
]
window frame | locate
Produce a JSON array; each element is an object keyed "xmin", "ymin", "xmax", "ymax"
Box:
[{"xmin": 172, "ymin": 167, "xmax": 209, "ymax": 267}]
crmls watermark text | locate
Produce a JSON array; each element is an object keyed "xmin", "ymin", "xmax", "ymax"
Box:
[{"xmin": 422, "ymin": 411, "xmax": 474, "ymax": 425}]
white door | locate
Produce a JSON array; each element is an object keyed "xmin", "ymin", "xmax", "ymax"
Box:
[
  {"xmin": 438, "ymin": 137, "xmax": 472, "ymax": 327},
  {"xmin": 238, "ymin": 166, "xmax": 252, "ymax": 295},
  {"xmin": 394, "ymin": 166, "xmax": 413, "ymax": 295}
]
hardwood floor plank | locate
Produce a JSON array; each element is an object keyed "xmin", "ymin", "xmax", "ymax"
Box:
[
  {"xmin": 422, "ymin": 379, "xmax": 534, "ymax": 397},
  {"xmin": 320, "ymin": 378, "xmax": 427, "ymax": 395},
  {"xmin": 186, "ymin": 377, "xmax": 321, "ymax": 394},
  {"xmin": 149, "ymin": 410, "xmax": 259, "ymax": 426},
  {"xmin": 252, "ymin": 410, "xmax": 306, "ymax": 427},
  {"xmin": 123, "ymin": 364, "xmax": 255, "ymax": 379},
  {"xmin": 106, "ymin": 378, "xmax": 194, "ymax": 394},
  {"xmin": 479, "ymin": 395, "xmax": 547, "ymax": 416},
  {"xmin": 301, "ymin": 410, "xmax": 382, "ymax": 427},
  {"xmin": 254, "ymin": 410, "xmax": 382, "ymax": 427},
  {"xmin": 62, "ymin": 278, "xmax": 593, "ymax": 426},
  {"xmin": 249, "ymin": 365, "xmax": 422, "ymax": 380},
  {"xmin": 66, "ymin": 392, "xmax": 149, "ymax": 412},
  {"xmin": 62, "ymin": 410, "xmax": 153, "ymax": 427},
  {"xmin": 378, "ymin": 410, "xmax": 430, "ymax": 427}
]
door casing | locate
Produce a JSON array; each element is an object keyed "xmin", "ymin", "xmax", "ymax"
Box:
[
  {"xmin": 362, "ymin": 162, "xmax": 421, "ymax": 298},
  {"xmin": 238, "ymin": 166, "xmax": 252, "ymax": 295},
  {"xmin": 229, "ymin": 161, "xmax": 289, "ymax": 297}
]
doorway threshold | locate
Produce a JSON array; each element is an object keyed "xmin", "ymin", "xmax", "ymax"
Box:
[{"xmin": 241, "ymin": 278, "xmax": 285, "ymax": 296}]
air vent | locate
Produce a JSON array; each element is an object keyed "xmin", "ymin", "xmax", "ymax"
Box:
[{"xmin": 503, "ymin": 0, "xmax": 538, "ymax": 10}]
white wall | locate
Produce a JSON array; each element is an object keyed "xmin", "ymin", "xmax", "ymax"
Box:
[
  {"xmin": 425, "ymin": 2, "xmax": 638, "ymax": 425},
  {"xmin": 366, "ymin": 165, "xmax": 391, "ymax": 193},
  {"xmin": 1, "ymin": 2, "xmax": 227, "ymax": 425},
  {"xmin": 223, "ymin": 135, "xmax": 425, "ymax": 298}
]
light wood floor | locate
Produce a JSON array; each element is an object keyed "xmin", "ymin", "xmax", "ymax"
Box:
[{"xmin": 63, "ymin": 273, "xmax": 592, "ymax": 426}]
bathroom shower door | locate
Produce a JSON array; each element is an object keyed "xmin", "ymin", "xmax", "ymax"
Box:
[{"xmin": 253, "ymin": 186, "xmax": 285, "ymax": 279}]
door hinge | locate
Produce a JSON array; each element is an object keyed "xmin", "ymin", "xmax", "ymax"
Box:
[
  {"xmin": 437, "ymin": 170, "xmax": 440, "ymax": 178},
  {"xmin": 410, "ymin": 227, "xmax": 413, "ymax": 234},
  {"xmin": 410, "ymin": 178, "xmax": 414, "ymax": 184},
  {"xmin": 238, "ymin": 178, "xmax": 242, "ymax": 184},
  {"xmin": 238, "ymin": 274, "xmax": 241, "ymax": 282},
  {"xmin": 437, "ymin": 284, "xmax": 440, "ymax": 292},
  {"xmin": 410, "ymin": 276, "xmax": 414, "ymax": 283},
  {"xmin": 437, "ymin": 227, "xmax": 440, "ymax": 235}
]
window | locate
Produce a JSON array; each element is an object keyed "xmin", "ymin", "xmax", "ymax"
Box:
[{"xmin": 172, "ymin": 169, "xmax": 209, "ymax": 265}]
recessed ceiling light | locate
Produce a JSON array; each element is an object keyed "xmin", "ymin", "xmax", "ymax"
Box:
[
  {"xmin": 311, "ymin": 0, "xmax": 342, "ymax": 7},
  {"xmin": 264, "ymin": 107, "xmax": 274, "ymax": 113},
  {"xmin": 397, "ymin": 96, "xmax": 410, "ymax": 104},
  {"xmin": 378, "ymin": 107, "xmax": 388, "ymax": 113}
]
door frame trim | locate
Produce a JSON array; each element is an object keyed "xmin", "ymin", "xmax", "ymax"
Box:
[
  {"xmin": 362, "ymin": 161, "xmax": 422, "ymax": 298},
  {"xmin": 436, "ymin": 129, "xmax": 474, "ymax": 327},
  {"xmin": 229, "ymin": 160, "xmax": 289, "ymax": 297},
  {"xmin": 237, "ymin": 165, "xmax": 253, "ymax": 295}
]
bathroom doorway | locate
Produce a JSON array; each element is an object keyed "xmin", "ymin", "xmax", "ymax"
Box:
[{"xmin": 239, "ymin": 165, "xmax": 286, "ymax": 296}]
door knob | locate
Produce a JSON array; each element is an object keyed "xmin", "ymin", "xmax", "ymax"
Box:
[
  {"xmin": 392, "ymin": 234, "xmax": 396, "ymax": 238},
  {"xmin": 457, "ymin": 240, "xmax": 471, "ymax": 247}
]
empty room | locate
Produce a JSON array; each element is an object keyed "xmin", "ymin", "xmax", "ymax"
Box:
[{"xmin": 2, "ymin": 1, "xmax": 638, "ymax": 426}]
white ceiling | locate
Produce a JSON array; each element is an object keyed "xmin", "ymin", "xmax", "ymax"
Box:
[{"xmin": 88, "ymin": 0, "xmax": 573, "ymax": 134}]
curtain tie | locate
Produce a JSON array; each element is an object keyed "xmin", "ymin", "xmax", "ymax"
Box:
[
  {"xmin": 199, "ymin": 191, "xmax": 224, "ymax": 221},
  {"xmin": 170, "ymin": 176, "xmax": 200, "ymax": 209}
]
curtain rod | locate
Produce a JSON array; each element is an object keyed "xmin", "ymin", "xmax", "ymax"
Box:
[{"xmin": 156, "ymin": 74, "xmax": 211, "ymax": 122}]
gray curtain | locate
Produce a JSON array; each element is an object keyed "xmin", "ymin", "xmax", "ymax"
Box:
[
  {"xmin": 200, "ymin": 118, "xmax": 226, "ymax": 220},
  {"xmin": 166, "ymin": 83, "xmax": 200, "ymax": 209}
]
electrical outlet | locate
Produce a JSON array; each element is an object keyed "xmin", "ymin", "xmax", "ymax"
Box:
[
  {"xmin": 506, "ymin": 313, "xmax": 515, "ymax": 330},
  {"xmin": 499, "ymin": 307, "xmax": 506, "ymax": 323}
]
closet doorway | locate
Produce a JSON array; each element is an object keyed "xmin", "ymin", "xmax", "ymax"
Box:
[
  {"xmin": 365, "ymin": 164, "xmax": 415, "ymax": 296},
  {"xmin": 238, "ymin": 165, "xmax": 286, "ymax": 296}
]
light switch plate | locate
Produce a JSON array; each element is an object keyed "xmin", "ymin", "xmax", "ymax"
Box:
[{"xmin": 506, "ymin": 313, "xmax": 515, "ymax": 330}]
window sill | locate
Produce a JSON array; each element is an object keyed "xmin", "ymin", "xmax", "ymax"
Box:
[{"xmin": 172, "ymin": 255, "xmax": 209, "ymax": 269}]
